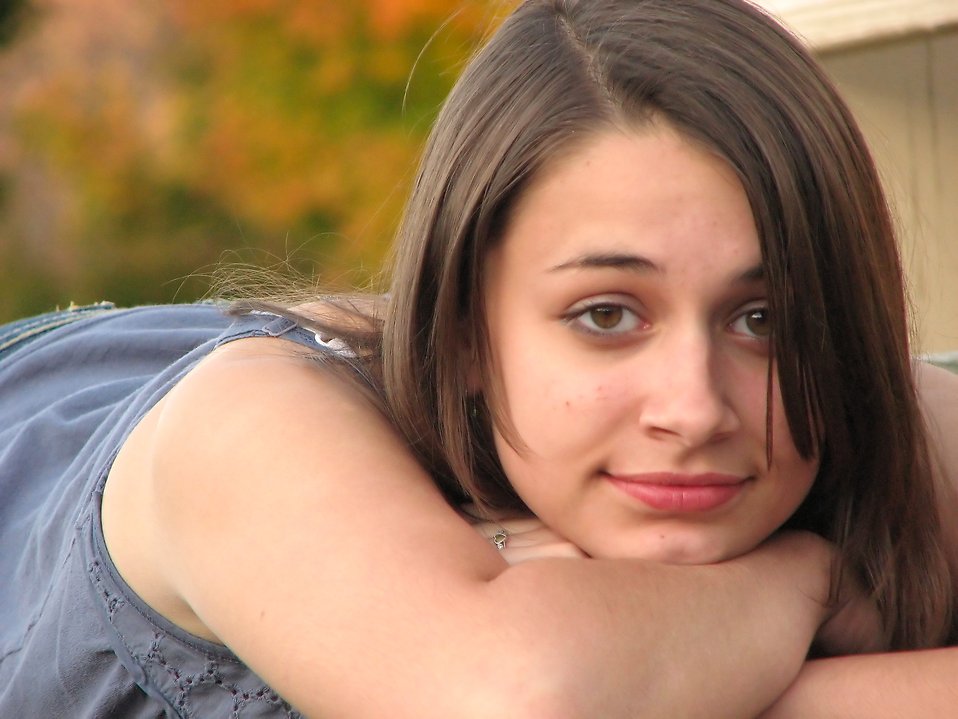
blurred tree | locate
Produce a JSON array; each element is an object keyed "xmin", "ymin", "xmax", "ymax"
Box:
[
  {"xmin": 0, "ymin": 0, "xmax": 30, "ymax": 47},
  {"xmin": 0, "ymin": 0, "xmax": 508, "ymax": 321}
]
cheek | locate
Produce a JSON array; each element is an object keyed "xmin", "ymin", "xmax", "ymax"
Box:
[
  {"xmin": 729, "ymin": 363, "xmax": 786, "ymax": 437},
  {"xmin": 497, "ymin": 362, "xmax": 629, "ymax": 459},
  {"xmin": 730, "ymin": 363, "xmax": 819, "ymax": 471},
  {"xmin": 766, "ymin": 377, "xmax": 820, "ymax": 486}
]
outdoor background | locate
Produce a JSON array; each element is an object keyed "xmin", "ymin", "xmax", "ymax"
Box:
[
  {"xmin": 0, "ymin": 0, "xmax": 955, "ymax": 351},
  {"xmin": 0, "ymin": 0, "xmax": 508, "ymax": 321}
]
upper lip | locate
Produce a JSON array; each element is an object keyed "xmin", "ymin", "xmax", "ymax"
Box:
[{"xmin": 605, "ymin": 472, "xmax": 748, "ymax": 486}]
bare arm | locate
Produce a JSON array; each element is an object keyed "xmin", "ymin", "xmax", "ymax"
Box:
[
  {"xmin": 758, "ymin": 650, "xmax": 958, "ymax": 719},
  {"xmin": 758, "ymin": 361, "xmax": 958, "ymax": 718},
  {"xmin": 130, "ymin": 339, "xmax": 842, "ymax": 719}
]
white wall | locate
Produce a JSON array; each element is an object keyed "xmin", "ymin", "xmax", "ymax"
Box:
[
  {"xmin": 758, "ymin": 1, "xmax": 958, "ymax": 352},
  {"xmin": 820, "ymin": 31, "xmax": 958, "ymax": 353}
]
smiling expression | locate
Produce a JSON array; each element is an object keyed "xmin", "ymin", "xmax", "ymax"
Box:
[{"xmin": 482, "ymin": 126, "xmax": 818, "ymax": 564}]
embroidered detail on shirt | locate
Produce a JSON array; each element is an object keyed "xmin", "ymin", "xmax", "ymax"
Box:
[
  {"xmin": 88, "ymin": 559, "xmax": 302, "ymax": 717},
  {"xmin": 88, "ymin": 559, "xmax": 128, "ymax": 620}
]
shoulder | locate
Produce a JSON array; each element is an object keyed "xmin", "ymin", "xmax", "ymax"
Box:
[
  {"xmin": 103, "ymin": 335, "xmax": 424, "ymax": 639},
  {"xmin": 916, "ymin": 360, "xmax": 958, "ymax": 411},
  {"xmin": 915, "ymin": 361, "xmax": 958, "ymax": 578},
  {"xmin": 101, "ymin": 333, "xmax": 505, "ymax": 716},
  {"xmin": 150, "ymin": 335, "xmax": 407, "ymax": 507},
  {"xmin": 916, "ymin": 361, "xmax": 958, "ymax": 486}
]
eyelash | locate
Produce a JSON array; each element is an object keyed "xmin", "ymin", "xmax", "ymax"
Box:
[
  {"xmin": 563, "ymin": 300, "xmax": 645, "ymax": 337},
  {"xmin": 728, "ymin": 305, "xmax": 771, "ymax": 342},
  {"xmin": 563, "ymin": 300, "xmax": 772, "ymax": 342}
]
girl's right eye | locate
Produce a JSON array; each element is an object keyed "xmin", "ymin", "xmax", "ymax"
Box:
[{"xmin": 565, "ymin": 302, "xmax": 644, "ymax": 336}]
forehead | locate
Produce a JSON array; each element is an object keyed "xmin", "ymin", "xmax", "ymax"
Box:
[{"xmin": 496, "ymin": 127, "xmax": 761, "ymax": 274}]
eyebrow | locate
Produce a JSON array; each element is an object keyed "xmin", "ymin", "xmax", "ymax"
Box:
[
  {"xmin": 735, "ymin": 263, "xmax": 765, "ymax": 283},
  {"xmin": 548, "ymin": 252, "xmax": 765, "ymax": 284},
  {"xmin": 548, "ymin": 252, "xmax": 660, "ymax": 273}
]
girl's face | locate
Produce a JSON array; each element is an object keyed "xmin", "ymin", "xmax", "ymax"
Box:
[{"xmin": 482, "ymin": 127, "xmax": 818, "ymax": 564}]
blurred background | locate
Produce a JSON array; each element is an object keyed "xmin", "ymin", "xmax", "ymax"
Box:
[
  {"xmin": 0, "ymin": 0, "xmax": 507, "ymax": 319},
  {"xmin": 0, "ymin": 0, "xmax": 955, "ymax": 351}
]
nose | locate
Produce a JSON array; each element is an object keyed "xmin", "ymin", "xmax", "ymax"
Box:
[{"xmin": 637, "ymin": 329, "xmax": 741, "ymax": 447}]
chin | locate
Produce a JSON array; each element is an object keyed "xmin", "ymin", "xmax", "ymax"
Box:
[{"xmin": 592, "ymin": 531, "xmax": 759, "ymax": 565}]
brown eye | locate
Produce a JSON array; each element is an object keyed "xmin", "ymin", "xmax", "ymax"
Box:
[
  {"xmin": 568, "ymin": 302, "xmax": 642, "ymax": 336},
  {"xmin": 589, "ymin": 306, "xmax": 623, "ymax": 329},
  {"xmin": 742, "ymin": 308, "xmax": 772, "ymax": 338}
]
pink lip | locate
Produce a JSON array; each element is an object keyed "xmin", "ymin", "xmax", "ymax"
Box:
[{"xmin": 605, "ymin": 472, "xmax": 749, "ymax": 512}]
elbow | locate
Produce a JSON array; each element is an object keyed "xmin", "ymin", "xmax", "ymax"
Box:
[
  {"xmin": 455, "ymin": 567, "xmax": 649, "ymax": 719},
  {"xmin": 457, "ymin": 637, "xmax": 623, "ymax": 719},
  {"xmin": 464, "ymin": 674, "xmax": 589, "ymax": 719}
]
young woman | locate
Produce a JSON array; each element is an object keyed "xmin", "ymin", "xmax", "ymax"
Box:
[{"xmin": 1, "ymin": 1, "xmax": 956, "ymax": 717}]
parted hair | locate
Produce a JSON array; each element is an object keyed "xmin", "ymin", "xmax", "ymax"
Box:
[
  {"xmin": 377, "ymin": 0, "xmax": 954, "ymax": 649},
  {"xmin": 248, "ymin": 0, "xmax": 955, "ymax": 649}
]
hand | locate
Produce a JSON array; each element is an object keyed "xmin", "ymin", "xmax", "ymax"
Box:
[
  {"xmin": 754, "ymin": 531, "xmax": 885, "ymax": 657},
  {"xmin": 812, "ymin": 568, "xmax": 886, "ymax": 656},
  {"xmin": 460, "ymin": 504, "xmax": 588, "ymax": 564}
]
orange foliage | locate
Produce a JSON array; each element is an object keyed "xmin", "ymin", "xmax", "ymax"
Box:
[{"xmin": 0, "ymin": 0, "xmax": 510, "ymax": 319}]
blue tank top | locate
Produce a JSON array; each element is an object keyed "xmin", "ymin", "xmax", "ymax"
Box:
[{"xmin": 0, "ymin": 303, "xmax": 334, "ymax": 718}]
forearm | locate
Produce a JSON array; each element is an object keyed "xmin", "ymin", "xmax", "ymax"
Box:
[
  {"xmin": 489, "ymin": 532, "xmax": 832, "ymax": 719},
  {"xmin": 759, "ymin": 648, "xmax": 958, "ymax": 719},
  {"xmin": 755, "ymin": 362, "xmax": 958, "ymax": 719}
]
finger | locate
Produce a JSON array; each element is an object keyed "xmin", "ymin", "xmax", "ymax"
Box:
[
  {"xmin": 500, "ymin": 543, "xmax": 588, "ymax": 565},
  {"xmin": 470, "ymin": 517, "xmax": 544, "ymax": 532},
  {"xmin": 469, "ymin": 518, "xmax": 546, "ymax": 542}
]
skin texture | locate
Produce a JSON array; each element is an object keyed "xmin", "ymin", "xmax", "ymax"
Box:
[
  {"xmin": 103, "ymin": 335, "xmax": 842, "ymax": 719},
  {"xmin": 480, "ymin": 363, "xmax": 958, "ymax": 719},
  {"xmin": 100, "ymin": 126, "xmax": 859, "ymax": 719},
  {"xmin": 484, "ymin": 127, "xmax": 818, "ymax": 564},
  {"xmin": 97, "ymin": 131, "xmax": 954, "ymax": 719},
  {"xmin": 755, "ymin": 363, "xmax": 958, "ymax": 718}
]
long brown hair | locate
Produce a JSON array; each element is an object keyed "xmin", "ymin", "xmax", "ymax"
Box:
[{"xmin": 367, "ymin": 0, "xmax": 954, "ymax": 649}]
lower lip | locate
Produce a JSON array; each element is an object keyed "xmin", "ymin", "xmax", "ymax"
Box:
[{"xmin": 607, "ymin": 477, "xmax": 746, "ymax": 512}]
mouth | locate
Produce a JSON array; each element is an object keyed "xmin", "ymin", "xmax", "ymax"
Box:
[{"xmin": 603, "ymin": 472, "xmax": 750, "ymax": 512}]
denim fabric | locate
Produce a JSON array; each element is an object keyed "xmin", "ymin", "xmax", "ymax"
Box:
[
  {"xmin": 0, "ymin": 303, "xmax": 320, "ymax": 718},
  {"xmin": 0, "ymin": 302, "xmax": 116, "ymax": 360}
]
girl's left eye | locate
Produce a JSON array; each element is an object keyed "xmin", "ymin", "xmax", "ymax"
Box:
[
  {"xmin": 566, "ymin": 303, "xmax": 643, "ymax": 336},
  {"xmin": 729, "ymin": 306, "xmax": 771, "ymax": 340}
]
